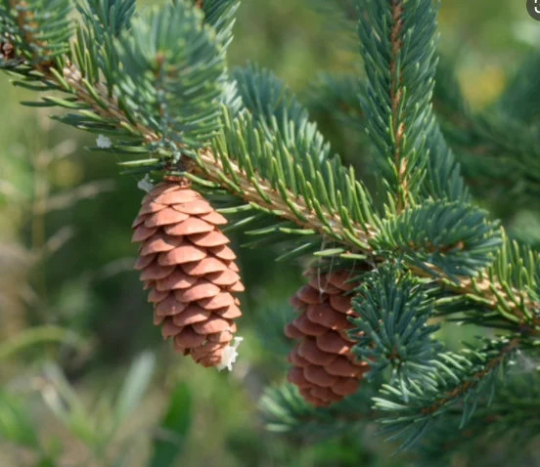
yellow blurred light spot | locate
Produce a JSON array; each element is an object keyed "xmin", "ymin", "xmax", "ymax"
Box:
[
  {"xmin": 51, "ymin": 160, "xmax": 84, "ymax": 188},
  {"xmin": 459, "ymin": 65, "xmax": 506, "ymax": 109}
]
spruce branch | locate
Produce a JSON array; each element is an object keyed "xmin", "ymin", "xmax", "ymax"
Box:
[
  {"xmin": 78, "ymin": 0, "xmax": 136, "ymax": 40},
  {"xmin": 419, "ymin": 241, "xmax": 540, "ymax": 333},
  {"xmin": 2, "ymin": 0, "xmax": 539, "ymax": 343},
  {"xmin": 196, "ymin": 105, "xmax": 359, "ymax": 256},
  {"xmin": 61, "ymin": 58, "xmax": 378, "ymax": 258},
  {"xmin": 8, "ymin": 45, "xmax": 540, "ymax": 335},
  {"xmin": 196, "ymin": 146, "xmax": 374, "ymax": 250},
  {"xmin": 349, "ymin": 268, "xmax": 536, "ymax": 452},
  {"xmin": 374, "ymin": 337, "xmax": 519, "ymax": 450},
  {"xmin": 358, "ymin": 0, "xmax": 413, "ymax": 211},
  {"xmin": 420, "ymin": 340, "xmax": 519, "ymax": 417},
  {"xmin": 351, "ymin": 265, "xmax": 441, "ymax": 386},
  {"xmin": 418, "ymin": 372, "xmax": 540, "ymax": 462},
  {"xmin": 0, "ymin": 0, "xmax": 71, "ymax": 67},
  {"xmin": 194, "ymin": 0, "xmax": 240, "ymax": 49},
  {"xmin": 358, "ymin": 0, "xmax": 428, "ymax": 209},
  {"xmin": 375, "ymin": 200, "xmax": 502, "ymax": 280},
  {"xmin": 310, "ymin": 1, "xmax": 536, "ymax": 206},
  {"xmin": 116, "ymin": 3, "xmax": 227, "ymax": 149},
  {"xmin": 75, "ymin": 0, "xmax": 136, "ymax": 93},
  {"xmin": 357, "ymin": 0, "xmax": 468, "ymax": 205},
  {"xmin": 207, "ymin": 66, "xmax": 380, "ymax": 252},
  {"xmin": 59, "ymin": 55, "xmax": 377, "ymax": 252},
  {"xmin": 261, "ymin": 383, "xmax": 375, "ymax": 438}
]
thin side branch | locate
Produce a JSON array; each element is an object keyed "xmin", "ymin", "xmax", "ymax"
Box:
[
  {"xmin": 196, "ymin": 150, "xmax": 373, "ymax": 244},
  {"xmin": 421, "ymin": 339, "xmax": 519, "ymax": 416}
]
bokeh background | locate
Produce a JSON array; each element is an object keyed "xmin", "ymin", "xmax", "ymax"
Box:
[{"xmin": 0, "ymin": 1, "xmax": 539, "ymax": 466}]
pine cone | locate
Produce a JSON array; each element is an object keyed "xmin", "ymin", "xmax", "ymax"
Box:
[
  {"xmin": 132, "ymin": 180, "xmax": 244, "ymax": 368},
  {"xmin": 285, "ymin": 270, "xmax": 369, "ymax": 407}
]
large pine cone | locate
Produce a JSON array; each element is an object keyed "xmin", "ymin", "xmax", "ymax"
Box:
[
  {"xmin": 285, "ymin": 271, "xmax": 369, "ymax": 407},
  {"xmin": 132, "ymin": 181, "xmax": 244, "ymax": 368}
]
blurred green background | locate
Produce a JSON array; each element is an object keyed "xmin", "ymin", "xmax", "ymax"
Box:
[{"xmin": 0, "ymin": 1, "xmax": 538, "ymax": 466}]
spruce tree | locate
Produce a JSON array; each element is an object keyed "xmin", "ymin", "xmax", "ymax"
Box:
[{"xmin": 1, "ymin": 0, "xmax": 539, "ymax": 462}]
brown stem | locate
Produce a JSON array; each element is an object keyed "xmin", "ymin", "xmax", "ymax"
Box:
[
  {"xmin": 195, "ymin": 149, "xmax": 373, "ymax": 245},
  {"xmin": 420, "ymin": 339, "xmax": 519, "ymax": 416},
  {"xmin": 389, "ymin": 0, "xmax": 407, "ymax": 213}
]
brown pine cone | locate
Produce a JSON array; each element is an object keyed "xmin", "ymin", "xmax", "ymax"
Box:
[
  {"xmin": 285, "ymin": 270, "xmax": 369, "ymax": 407},
  {"xmin": 132, "ymin": 180, "xmax": 244, "ymax": 369}
]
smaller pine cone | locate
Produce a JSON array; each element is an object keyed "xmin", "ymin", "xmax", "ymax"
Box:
[
  {"xmin": 285, "ymin": 271, "xmax": 369, "ymax": 407},
  {"xmin": 132, "ymin": 181, "xmax": 244, "ymax": 368}
]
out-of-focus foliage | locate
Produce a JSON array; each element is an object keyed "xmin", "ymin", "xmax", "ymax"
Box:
[{"xmin": 0, "ymin": 1, "xmax": 539, "ymax": 466}]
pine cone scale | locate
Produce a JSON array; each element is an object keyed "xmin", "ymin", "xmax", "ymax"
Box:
[
  {"xmin": 133, "ymin": 225, "xmax": 158, "ymax": 242},
  {"xmin": 135, "ymin": 254, "xmax": 156, "ymax": 270},
  {"xmin": 298, "ymin": 338, "xmax": 336, "ymax": 365},
  {"xmin": 156, "ymin": 270, "xmax": 197, "ymax": 291},
  {"xmin": 139, "ymin": 202, "xmax": 167, "ymax": 215},
  {"xmin": 199, "ymin": 292, "xmax": 234, "ymax": 310},
  {"xmin": 158, "ymin": 245, "xmax": 207, "ymax": 265},
  {"xmin": 140, "ymin": 262, "xmax": 174, "ymax": 281},
  {"xmin": 155, "ymin": 295, "xmax": 187, "ymax": 315},
  {"xmin": 172, "ymin": 199, "xmax": 213, "ymax": 215},
  {"xmin": 189, "ymin": 231, "xmax": 230, "ymax": 247},
  {"xmin": 316, "ymin": 332, "xmax": 351, "ymax": 354}
]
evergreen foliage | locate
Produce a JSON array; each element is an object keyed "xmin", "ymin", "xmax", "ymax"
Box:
[
  {"xmin": 375, "ymin": 200, "xmax": 501, "ymax": 279},
  {"xmin": 116, "ymin": 2, "xmax": 226, "ymax": 149},
  {"xmin": 351, "ymin": 265, "xmax": 440, "ymax": 385},
  {"xmin": 1, "ymin": 0, "xmax": 540, "ymax": 462},
  {"xmin": 0, "ymin": 0, "xmax": 71, "ymax": 64}
]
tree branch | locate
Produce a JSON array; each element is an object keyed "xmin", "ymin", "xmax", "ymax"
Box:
[
  {"xmin": 3, "ymin": 0, "xmax": 538, "ymax": 335},
  {"xmin": 420, "ymin": 339, "xmax": 519, "ymax": 416},
  {"xmin": 19, "ymin": 61, "xmax": 535, "ymax": 336}
]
